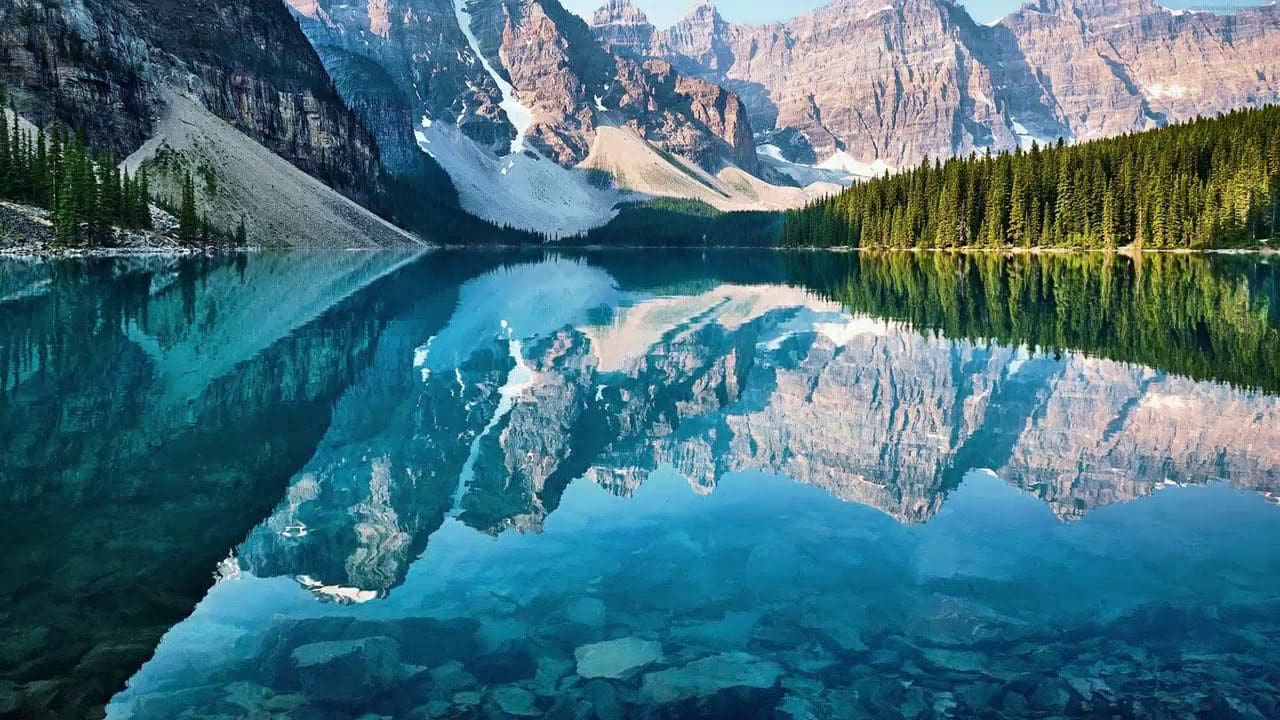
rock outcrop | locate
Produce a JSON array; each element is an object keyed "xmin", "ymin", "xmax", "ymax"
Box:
[
  {"xmin": 290, "ymin": 0, "xmax": 758, "ymax": 170},
  {"xmin": 0, "ymin": 0, "xmax": 392, "ymax": 211},
  {"xmin": 284, "ymin": 0, "xmax": 773, "ymax": 235},
  {"xmin": 596, "ymin": 0, "xmax": 1280, "ymax": 170},
  {"xmin": 592, "ymin": 0, "xmax": 657, "ymax": 58},
  {"xmin": 0, "ymin": 0, "xmax": 462, "ymax": 244}
]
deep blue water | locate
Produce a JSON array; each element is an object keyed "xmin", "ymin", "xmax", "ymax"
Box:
[{"xmin": 1, "ymin": 250, "xmax": 1278, "ymax": 719}]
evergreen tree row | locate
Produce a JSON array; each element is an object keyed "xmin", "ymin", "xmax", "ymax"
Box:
[
  {"xmin": 1, "ymin": 84, "xmax": 155, "ymax": 247},
  {"xmin": 780, "ymin": 105, "xmax": 1280, "ymax": 250}
]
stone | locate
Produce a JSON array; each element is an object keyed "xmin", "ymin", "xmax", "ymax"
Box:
[
  {"xmin": 671, "ymin": 611, "xmax": 759, "ymax": 650},
  {"xmin": 491, "ymin": 686, "xmax": 540, "ymax": 716},
  {"xmin": 920, "ymin": 648, "xmax": 987, "ymax": 673},
  {"xmin": 429, "ymin": 661, "xmax": 477, "ymax": 697},
  {"xmin": 639, "ymin": 652, "xmax": 783, "ymax": 704},
  {"xmin": 289, "ymin": 636, "xmax": 401, "ymax": 705},
  {"xmin": 575, "ymin": 637, "xmax": 663, "ymax": 679},
  {"xmin": 582, "ymin": 679, "xmax": 622, "ymax": 720},
  {"xmin": 900, "ymin": 686, "xmax": 927, "ymax": 719},
  {"xmin": 565, "ymin": 597, "xmax": 607, "ymax": 627},
  {"xmin": 0, "ymin": 682, "xmax": 20, "ymax": 714},
  {"xmin": 469, "ymin": 650, "xmax": 536, "ymax": 684},
  {"xmin": 533, "ymin": 655, "xmax": 574, "ymax": 697}
]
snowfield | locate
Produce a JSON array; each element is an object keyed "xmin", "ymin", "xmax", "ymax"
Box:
[
  {"xmin": 415, "ymin": 119, "xmax": 622, "ymax": 238},
  {"xmin": 452, "ymin": 0, "xmax": 533, "ymax": 155}
]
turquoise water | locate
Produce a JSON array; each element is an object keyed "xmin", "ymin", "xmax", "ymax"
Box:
[{"xmin": 1, "ymin": 250, "xmax": 1278, "ymax": 719}]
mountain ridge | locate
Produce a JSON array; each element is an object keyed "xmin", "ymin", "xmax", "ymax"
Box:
[{"xmin": 590, "ymin": 0, "xmax": 1280, "ymax": 172}]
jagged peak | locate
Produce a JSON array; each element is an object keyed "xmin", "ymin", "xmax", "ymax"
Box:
[
  {"xmin": 592, "ymin": 0, "xmax": 652, "ymax": 26},
  {"xmin": 684, "ymin": 0, "xmax": 722, "ymax": 22}
]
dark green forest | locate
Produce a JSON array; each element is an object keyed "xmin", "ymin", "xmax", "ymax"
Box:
[
  {"xmin": 780, "ymin": 106, "xmax": 1280, "ymax": 249},
  {"xmin": 563, "ymin": 199, "xmax": 784, "ymax": 247},
  {"xmin": 786, "ymin": 251, "xmax": 1280, "ymax": 393},
  {"xmin": 0, "ymin": 84, "xmax": 159, "ymax": 246}
]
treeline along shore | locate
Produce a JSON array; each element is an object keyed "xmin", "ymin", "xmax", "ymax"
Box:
[{"xmin": 779, "ymin": 105, "xmax": 1280, "ymax": 251}]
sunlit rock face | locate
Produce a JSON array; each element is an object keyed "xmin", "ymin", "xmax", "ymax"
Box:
[
  {"xmin": 286, "ymin": 0, "xmax": 759, "ymax": 172},
  {"xmin": 615, "ymin": 0, "xmax": 1280, "ymax": 168},
  {"xmin": 592, "ymin": 0, "xmax": 657, "ymax": 58},
  {"xmin": 285, "ymin": 0, "xmax": 515, "ymax": 157},
  {"xmin": 999, "ymin": 0, "xmax": 1280, "ymax": 143}
]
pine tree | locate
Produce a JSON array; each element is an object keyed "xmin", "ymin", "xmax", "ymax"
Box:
[
  {"xmin": 138, "ymin": 169, "xmax": 153, "ymax": 230},
  {"xmin": 178, "ymin": 172, "xmax": 199, "ymax": 244}
]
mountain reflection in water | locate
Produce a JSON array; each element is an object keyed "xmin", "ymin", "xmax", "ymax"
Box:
[{"xmin": 1, "ymin": 250, "xmax": 1277, "ymax": 720}]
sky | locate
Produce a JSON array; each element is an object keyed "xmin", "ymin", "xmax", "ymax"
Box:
[{"xmin": 561, "ymin": 0, "xmax": 1266, "ymax": 28}]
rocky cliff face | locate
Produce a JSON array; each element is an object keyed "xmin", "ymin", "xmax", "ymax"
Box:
[
  {"xmin": 288, "ymin": 0, "xmax": 756, "ymax": 167},
  {"xmin": 599, "ymin": 0, "xmax": 1280, "ymax": 170},
  {"xmin": 0, "ymin": 0, "xmax": 397, "ymax": 214},
  {"xmin": 592, "ymin": 0, "xmax": 656, "ymax": 57},
  {"xmin": 288, "ymin": 0, "xmax": 515, "ymax": 156},
  {"xmin": 285, "ymin": 0, "xmax": 764, "ymax": 235}
]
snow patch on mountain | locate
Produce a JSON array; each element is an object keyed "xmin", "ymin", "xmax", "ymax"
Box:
[
  {"xmin": 1008, "ymin": 117, "xmax": 1051, "ymax": 150},
  {"xmin": 452, "ymin": 0, "xmax": 533, "ymax": 154},
  {"xmin": 818, "ymin": 151, "xmax": 895, "ymax": 179},
  {"xmin": 1146, "ymin": 82, "xmax": 1197, "ymax": 100},
  {"xmin": 415, "ymin": 118, "xmax": 620, "ymax": 237},
  {"xmin": 756, "ymin": 144, "xmax": 857, "ymax": 187}
]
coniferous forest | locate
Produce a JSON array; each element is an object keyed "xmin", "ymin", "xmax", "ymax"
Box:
[
  {"xmin": 780, "ymin": 106, "xmax": 1280, "ymax": 249},
  {"xmin": 0, "ymin": 84, "xmax": 163, "ymax": 247}
]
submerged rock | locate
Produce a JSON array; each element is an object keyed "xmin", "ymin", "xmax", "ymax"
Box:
[
  {"xmin": 920, "ymin": 647, "xmax": 987, "ymax": 673},
  {"xmin": 491, "ymin": 686, "xmax": 540, "ymax": 716},
  {"xmin": 289, "ymin": 636, "xmax": 400, "ymax": 704},
  {"xmin": 565, "ymin": 597, "xmax": 607, "ymax": 627},
  {"xmin": 639, "ymin": 652, "xmax": 783, "ymax": 704},
  {"xmin": 575, "ymin": 637, "xmax": 663, "ymax": 679},
  {"xmin": 469, "ymin": 650, "xmax": 536, "ymax": 684},
  {"xmin": 533, "ymin": 655, "xmax": 574, "ymax": 696}
]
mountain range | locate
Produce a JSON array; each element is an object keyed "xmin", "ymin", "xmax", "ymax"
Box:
[
  {"xmin": 1, "ymin": 0, "xmax": 1278, "ymax": 241},
  {"xmin": 596, "ymin": 0, "xmax": 1280, "ymax": 169}
]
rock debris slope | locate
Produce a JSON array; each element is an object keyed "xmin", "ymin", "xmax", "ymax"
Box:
[
  {"xmin": 287, "ymin": 0, "xmax": 835, "ymax": 235},
  {"xmin": 0, "ymin": 0, "xmax": 426, "ymax": 246}
]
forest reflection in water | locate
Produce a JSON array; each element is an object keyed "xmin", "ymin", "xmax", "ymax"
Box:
[{"xmin": 0, "ymin": 249, "xmax": 1277, "ymax": 720}]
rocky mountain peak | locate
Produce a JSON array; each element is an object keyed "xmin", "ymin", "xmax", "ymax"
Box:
[
  {"xmin": 643, "ymin": 0, "xmax": 1280, "ymax": 171},
  {"xmin": 591, "ymin": 0, "xmax": 657, "ymax": 57},
  {"xmin": 592, "ymin": 0, "xmax": 649, "ymax": 24},
  {"xmin": 686, "ymin": 0, "xmax": 722, "ymax": 19}
]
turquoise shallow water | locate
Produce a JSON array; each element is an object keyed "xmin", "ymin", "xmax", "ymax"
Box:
[{"xmin": 1, "ymin": 250, "xmax": 1278, "ymax": 719}]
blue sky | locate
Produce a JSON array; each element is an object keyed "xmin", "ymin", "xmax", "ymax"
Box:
[{"xmin": 563, "ymin": 0, "xmax": 1264, "ymax": 27}]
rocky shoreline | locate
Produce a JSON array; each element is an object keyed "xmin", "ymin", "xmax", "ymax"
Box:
[{"xmin": 0, "ymin": 201, "xmax": 249, "ymax": 258}]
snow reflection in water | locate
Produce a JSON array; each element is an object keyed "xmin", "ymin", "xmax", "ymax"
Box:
[{"xmin": 104, "ymin": 255, "xmax": 1280, "ymax": 719}]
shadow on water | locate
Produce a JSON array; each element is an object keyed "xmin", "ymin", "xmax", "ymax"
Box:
[{"xmin": 0, "ymin": 250, "xmax": 514, "ymax": 718}]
